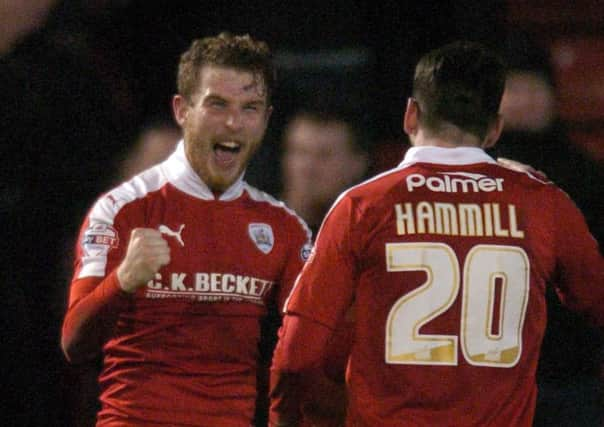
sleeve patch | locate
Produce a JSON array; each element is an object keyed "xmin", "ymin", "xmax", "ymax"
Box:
[
  {"xmin": 300, "ymin": 243, "xmax": 313, "ymax": 262},
  {"xmin": 82, "ymin": 223, "xmax": 119, "ymax": 257}
]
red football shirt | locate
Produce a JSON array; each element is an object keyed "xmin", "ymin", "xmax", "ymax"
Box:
[
  {"xmin": 62, "ymin": 142, "xmax": 311, "ymax": 427},
  {"xmin": 276, "ymin": 146, "xmax": 604, "ymax": 427}
]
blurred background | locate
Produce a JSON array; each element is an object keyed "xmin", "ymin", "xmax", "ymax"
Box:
[{"xmin": 1, "ymin": 1, "xmax": 603, "ymax": 426}]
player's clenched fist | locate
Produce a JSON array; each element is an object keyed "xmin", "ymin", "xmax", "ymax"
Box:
[{"xmin": 117, "ymin": 228, "xmax": 171, "ymax": 293}]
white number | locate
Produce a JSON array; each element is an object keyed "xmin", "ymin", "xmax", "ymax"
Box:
[{"xmin": 385, "ymin": 243, "xmax": 529, "ymax": 368}]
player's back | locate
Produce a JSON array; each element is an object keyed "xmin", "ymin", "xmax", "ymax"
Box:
[{"xmin": 339, "ymin": 147, "xmax": 602, "ymax": 426}]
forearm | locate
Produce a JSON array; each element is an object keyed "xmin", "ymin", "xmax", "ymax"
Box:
[
  {"xmin": 61, "ymin": 270, "xmax": 131, "ymax": 363},
  {"xmin": 269, "ymin": 369, "xmax": 303, "ymax": 427},
  {"xmin": 269, "ymin": 314, "xmax": 334, "ymax": 426}
]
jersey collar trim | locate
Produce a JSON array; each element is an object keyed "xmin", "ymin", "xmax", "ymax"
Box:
[
  {"xmin": 399, "ymin": 146, "xmax": 496, "ymax": 167},
  {"xmin": 161, "ymin": 141, "xmax": 245, "ymax": 201}
]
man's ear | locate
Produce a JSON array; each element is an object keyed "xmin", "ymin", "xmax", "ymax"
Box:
[
  {"xmin": 403, "ymin": 98, "xmax": 419, "ymax": 136},
  {"xmin": 483, "ymin": 114, "xmax": 504, "ymax": 149},
  {"xmin": 172, "ymin": 95, "xmax": 189, "ymax": 127}
]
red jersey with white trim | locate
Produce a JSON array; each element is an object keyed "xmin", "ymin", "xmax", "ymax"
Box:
[
  {"xmin": 62, "ymin": 142, "xmax": 311, "ymax": 427},
  {"xmin": 282, "ymin": 146, "xmax": 604, "ymax": 427}
]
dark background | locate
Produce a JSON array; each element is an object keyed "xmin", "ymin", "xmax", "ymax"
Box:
[{"xmin": 1, "ymin": 1, "xmax": 603, "ymax": 426}]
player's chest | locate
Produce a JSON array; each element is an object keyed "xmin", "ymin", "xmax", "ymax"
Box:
[{"xmin": 141, "ymin": 197, "xmax": 285, "ymax": 277}]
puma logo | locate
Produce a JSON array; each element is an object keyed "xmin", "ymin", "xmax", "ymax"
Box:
[{"xmin": 158, "ymin": 224, "xmax": 185, "ymax": 247}]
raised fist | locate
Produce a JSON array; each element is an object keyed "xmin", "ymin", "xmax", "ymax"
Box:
[{"xmin": 117, "ymin": 228, "xmax": 171, "ymax": 293}]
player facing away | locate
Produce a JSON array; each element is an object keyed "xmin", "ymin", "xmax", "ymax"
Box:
[
  {"xmin": 269, "ymin": 41, "xmax": 604, "ymax": 427},
  {"xmin": 61, "ymin": 33, "xmax": 311, "ymax": 427}
]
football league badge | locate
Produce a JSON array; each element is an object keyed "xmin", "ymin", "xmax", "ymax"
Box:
[
  {"xmin": 300, "ymin": 242, "xmax": 313, "ymax": 262},
  {"xmin": 248, "ymin": 223, "xmax": 274, "ymax": 254},
  {"xmin": 82, "ymin": 223, "xmax": 119, "ymax": 256}
]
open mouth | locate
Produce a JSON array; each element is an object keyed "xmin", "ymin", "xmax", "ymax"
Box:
[
  {"xmin": 214, "ymin": 141, "xmax": 242, "ymax": 154},
  {"xmin": 213, "ymin": 141, "xmax": 242, "ymax": 167}
]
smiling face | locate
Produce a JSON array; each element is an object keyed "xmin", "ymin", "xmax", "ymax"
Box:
[{"xmin": 173, "ymin": 65, "xmax": 272, "ymax": 193}]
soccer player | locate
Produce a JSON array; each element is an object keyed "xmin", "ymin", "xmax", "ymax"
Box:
[
  {"xmin": 269, "ymin": 41, "xmax": 604, "ymax": 427},
  {"xmin": 61, "ymin": 33, "xmax": 311, "ymax": 427}
]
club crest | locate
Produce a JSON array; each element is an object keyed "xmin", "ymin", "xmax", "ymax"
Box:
[{"xmin": 248, "ymin": 223, "xmax": 274, "ymax": 254}]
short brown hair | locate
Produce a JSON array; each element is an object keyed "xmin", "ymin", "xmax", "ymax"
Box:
[
  {"xmin": 177, "ymin": 32, "xmax": 275, "ymax": 103},
  {"xmin": 412, "ymin": 41, "xmax": 506, "ymax": 140}
]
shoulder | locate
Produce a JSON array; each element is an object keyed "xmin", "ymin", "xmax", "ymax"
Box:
[
  {"xmin": 490, "ymin": 163, "xmax": 551, "ymax": 185},
  {"xmin": 336, "ymin": 167, "xmax": 406, "ymax": 206},
  {"xmin": 243, "ymin": 183, "xmax": 312, "ymax": 239},
  {"xmin": 319, "ymin": 170, "xmax": 402, "ymax": 229},
  {"xmin": 88, "ymin": 165, "xmax": 168, "ymax": 224},
  {"xmin": 489, "ymin": 163, "xmax": 574, "ymax": 201}
]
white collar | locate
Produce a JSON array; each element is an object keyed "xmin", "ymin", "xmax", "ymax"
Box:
[
  {"xmin": 399, "ymin": 146, "xmax": 496, "ymax": 167},
  {"xmin": 160, "ymin": 141, "xmax": 246, "ymax": 201}
]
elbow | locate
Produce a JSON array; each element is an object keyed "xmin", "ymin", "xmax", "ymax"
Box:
[
  {"xmin": 61, "ymin": 317, "xmax": 78, "ymax": 363},
  {"xmin": 61, "ymin": 331, "xmax": 81, "ymax": 364},
  {"xmin": 272, "ymin": 314, "xmax": 332, "ymax": 373},
  {"xmin": 61, "ymin": 339, "xmax": 99, "ymax": 364},
  {"xmin": 61, "ymin": 339, "xmax": 76, "ymax": 364},
  {"xmin": 61, "ymin": 326, "xmax": 100, "ymax": 364}
]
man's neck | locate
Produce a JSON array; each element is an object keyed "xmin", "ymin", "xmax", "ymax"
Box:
[{"xmin": 411, "ymin": 127, "xmax": 485, "ymax": 148}]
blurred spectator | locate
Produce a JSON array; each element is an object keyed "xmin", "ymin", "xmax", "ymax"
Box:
[
  {"xmin": 489, "ymin": 30, "xmax": 603, "ymax": 427},
  {"xmin": 492, "ymin": 30, "xmax": 604, "ymax": 246},
  {"xmin": 499, "ymin": 70, "xmax": 556, "ymax": 133},
  {"xmin": 280, "ymin": 109, "xmax": 369, "ymax": 235},
  {"xmin": 116, "ymin": 118, "xmax": 181, "ymax": 182},
  {"xmin": 0, "ymin": 0, "xmax": 57, "ymax": 55}
]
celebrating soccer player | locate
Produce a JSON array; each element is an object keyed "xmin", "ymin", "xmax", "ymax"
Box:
[
  {"xmin": 269, "ymin": 41, "xmax": 604, "ymax": 427},
  {"xmin": 61, "ymin": 33, "xmax": 311, "ymax": 426}
]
